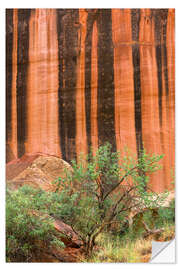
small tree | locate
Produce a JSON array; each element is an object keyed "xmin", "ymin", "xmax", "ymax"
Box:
[{"xmin": 54, "ymin": 143, "xmax": 165, "ymax": 255}]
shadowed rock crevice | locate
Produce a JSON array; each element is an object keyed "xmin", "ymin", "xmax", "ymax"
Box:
[{"xmin": 17, "ymin": 9, "xmax": 31, "ymax": 157}]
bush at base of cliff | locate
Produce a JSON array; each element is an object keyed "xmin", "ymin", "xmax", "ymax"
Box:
[
  {"xmin": 54, "ymin": 142, "xmax": 166, "ymax": 255},
  {"xmin": 6, "ymin": 143, "xmax": 170, "ymax": 261},
  {"xmin": 6, "ymin": 186, "xmax": 65, "ymax": 262}
]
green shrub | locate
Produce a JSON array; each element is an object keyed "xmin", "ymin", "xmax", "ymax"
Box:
[
  {"xmin": 157, "ymin": 198, "xmax": 175, "ymax": 227},
  {"xmin": 6, "ymin": 186, "xmax": 65, "ymax": 262},
  {"xmin": 54, "ymin": 143, "xmax": 165, "ymax": 255},
  {"xmin": 6, "ymin": 143, "xmax": 167, "ymax": 260}
]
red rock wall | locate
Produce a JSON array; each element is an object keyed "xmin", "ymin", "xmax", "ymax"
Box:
[
  {"xmin": 6, "ymin": 9, "xmax": 175, "ymax": 192},
  {"xmin": 26, "ymin": 9, "xmax": 61, "ymax": 157},
  {"xmin": 112, "ymin": 9, "xmax": 137, "ymax": 157}
]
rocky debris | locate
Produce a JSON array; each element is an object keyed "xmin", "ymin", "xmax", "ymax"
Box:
[
  {"xmin": 6, "ymin": 153, "xmax": 72, "ymax": 191},
  {"xmin": 54, "ymin": 219, "xmax": 83, "ymax": 248},
  {"xmin": 127, "ymin": 191, "xmax": 175, "ymax": 225},
  {"xmin": 30, "ymin": 246, "xmax": 84, "ymax": 262},
  {"xmin": 50, "ymin": 247, "xmax": 84, "ymax": 262},
  {"xmin": 28, "ymin": 209, "xmax": 83, "ymax": 250},
  {"xmin": 132, "ymin": 192, "xmax": 174, "ymax": 237},
  {"xmin": 31, "ymin": 234, "xmax": 84, "ymax": 262},
  {"xmin": 117, "ymin": 190, "xmax": 175, "ymax": 236},
  {"xmin": 27, "ymin": 237, "xmax": 83, "ymax": 263},
  {"xmin": 24, "ymin": 210, "xmax": 83, "ymax": 262}
]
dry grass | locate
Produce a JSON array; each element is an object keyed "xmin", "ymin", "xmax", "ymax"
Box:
[
  {"xmin": 154, "ymin": 223, "xmax": 175, "ymax": 241},
  {"xmin": 83, "ymin": 223, "xmax": 175, "ymax": 263}
]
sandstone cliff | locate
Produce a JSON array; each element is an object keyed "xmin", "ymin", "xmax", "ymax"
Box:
[{"xmin": 6, "ymin": 9, "xmax": 175, "ymax": 192}]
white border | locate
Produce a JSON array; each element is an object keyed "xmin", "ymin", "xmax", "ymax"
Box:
[{"xmin": 0, "ymin": 0, "xmax": 179, "ymax": 8}]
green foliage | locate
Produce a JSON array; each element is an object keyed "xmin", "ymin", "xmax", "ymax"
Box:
[
  {"xmin": 6, "ymin": 143, "xmax": 167, "ymax": 260},
  {"xmin": 157, "ymin": 198, "xmax": 175, "ymax": 226},
  {"xmin": 6, "ymin": 185, "xmax": 65, "ymax": 262},
  {"xmin": 54, "ymin": 142, "xmax": 164, "ymax": 254}
]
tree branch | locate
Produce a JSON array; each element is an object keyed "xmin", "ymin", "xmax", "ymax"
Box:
[
  {"xmin": 108, "ymin": 185, "xmax": 137, "ymax": 220},
  {"xmin": 104, "ymin": 158, "xmax": 158, "ymax": 201},
  {"xmin": 142, "ymin": 221, "xmax": 164, "ymax": 236},
  {"xmin": 116, "ymin": 202, "xmax": 142, "ymax": 215},
  {"xmin": 104, "ymin": 165, "xmax": 140, "ymax": 200}
]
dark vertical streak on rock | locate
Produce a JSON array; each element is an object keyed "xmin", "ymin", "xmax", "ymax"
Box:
[
  {"xmin": 97, "ymin": 9, "xmax": 116, "ymax": 152},
  {"xmin": 131, "ymin": 9, "xmax": 140, "ymax": 41},
  {"xmin": 131, "ymin": 9, "xmax": 143, "ymax": 156},
  {"xmin": 132, "ymin": 44, "xmax": 143, "ymax": 156},
  {"xmin": 163, "ymin": 42, "xmax": 169, "ymax": 98},
  {"xmin": 6, "ymin": 9, "xmax": 13, "ymax": 143},
  {"xmin": 162, "ymin": 10, "xmax": 169, "ymax": 98},
  {"xmin": 17, "ymin": 9, "xmax": 31, "ymax": 157},
  {"xmin": 56, "ymin": 9, "xmax": 66, "ymax": 160},
  {"xmin": 85, "ymin": 14, "xmax": 92, "ymax": 154},
  {"xmin": 154, "ymin": 10, "xmax": 163, "ymax": 127},
  {"xmin": 155, "ymin": 44, "xmax": 163, "ymax": 126},
  {"xmin": 57, "ymin": 9, "xmax": 79, "ymax": 162},
  {"xmin": 153, "ymin": 9, "xmax": 169, "ymax": 126},
  {"xmin": 85, "ymin": 10, "xmax": 97, "ymax": 154}
]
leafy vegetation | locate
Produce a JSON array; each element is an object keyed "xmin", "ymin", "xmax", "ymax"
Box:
[
  {"xmin": 158, "ymin": 198, "xmax": 175, "ymax": 225},
  {"xmin": 6, "ymin": 186, "xmax": 65, "ymax": 262},
  {"xmin": 83, "ymin": 221, "xmax": 175, "ymax": 263},
  {"xmin": 53, "ymin": 143, "xmax": 166, "ymax": 255},
  {"xmin": 6, "ymin": 143, "xmax": 174, "ymax": 262}
]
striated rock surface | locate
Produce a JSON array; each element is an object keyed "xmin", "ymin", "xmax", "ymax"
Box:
[
  {"xmin": 54, "ymin": 219, "xmax": 83, "ymax": 248},
  {"xmin": 6, "ymin": 153, "xmax": 72, "ymax": 191},
  {"xmin": 6, "ymin": 9, "xmax": 175, "ymax": 192},
  {"xmin": 29, "ymin": 210, "xmax": 83, "ymax": 249}
]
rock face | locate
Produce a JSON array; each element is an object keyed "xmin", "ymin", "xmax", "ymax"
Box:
[
  {"xmin": 6, "ymin": 9, "xmax": 175, "ymax": 192},
  {"xmin": 6, "ymin": 153, "xmax": 72, "ymax": 191},
  {"xmin": 54, "ymin": 219, "xmax": 83, "ymax": 248}
]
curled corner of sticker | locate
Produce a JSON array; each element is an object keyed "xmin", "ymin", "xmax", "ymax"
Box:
[{"xmin": 150, "ymin": 239, "xmax": 175, "ymax": 263}]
